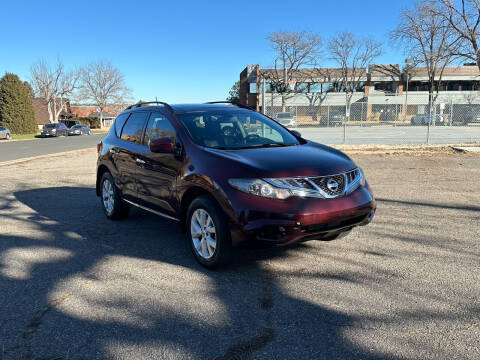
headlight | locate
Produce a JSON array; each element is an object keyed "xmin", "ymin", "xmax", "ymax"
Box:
[
  {"xmin": 228, "ymin": 178, "xmax": 291, "ymax": 199},
  {"xmin": 359, "ymin": 168, "xmax": 366, "ymax": 186}
]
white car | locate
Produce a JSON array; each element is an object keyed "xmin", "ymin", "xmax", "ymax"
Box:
[
  {"xmin": 411, "ymin": 114, "xmax": 445, "ymax": 126},
  {"xmin": 274, "ymin": 112, "xmax": 296, "ymax": 127},
  {"xmin": 0, "ymin": 126, "xmax": 11, "ymax": 140}
]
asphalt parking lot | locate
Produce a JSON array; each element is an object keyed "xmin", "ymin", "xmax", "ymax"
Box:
[
  {"xmin": 299, "ymin": 125, "xmax": 480, "ymax": 145},
  {"xmin": 0, "ymin": 134, "xmax": 104, "ymax": 162},
  {"xmin": 0, "ymin": 150, "xmax": 479, "ymax": 360}
]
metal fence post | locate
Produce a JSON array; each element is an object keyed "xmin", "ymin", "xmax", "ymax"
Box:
[
  {"xmin": 449, "ymin": 98, "xmax": 453, "ymax": 126},
  {"xmin": 327, "ymin": 105, "xmax": 330, "ymax": 127}
]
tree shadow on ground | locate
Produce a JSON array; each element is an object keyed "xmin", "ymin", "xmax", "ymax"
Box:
[{"xmin": 0, "ymin": 186, "xmax": 407, "ymax": 360}]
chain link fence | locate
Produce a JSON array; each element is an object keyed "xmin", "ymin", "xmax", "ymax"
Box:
[{"xmin": 261, "ymin": 93, "xmax": 480, "ymax": 144}]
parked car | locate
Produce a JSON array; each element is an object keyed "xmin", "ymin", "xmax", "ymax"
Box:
[
  {"xmin": 41, "ymin": 123, "xmax": 68, "ymax": 137},
  {"xmin": 321, "ymin": 108, "xmax": 344, "ymax": 127},
  {"xmin": 60, "ymin": 119, "xmax": 81, "ymax": 129},
  {"xmin": 451, "ymin": 106, "xmax": 480, "ymax": 125},
  {"xmin": 68, "ymin": 124, "xmax": 92, "ymax": 136},
  {"xmin": 410, "ymin": 114, "xmax": 445, "ymax": 126},
  {"xmin": 273, "ymin": 112, "xmax": 296, "ymax": 127},
  {"xmin": 96, "ymin": 102, "xmax": 376, "ymax": 268},
  {"xmin": 0, "ymin": 126, "xmax": 11, "ymax": 140}
]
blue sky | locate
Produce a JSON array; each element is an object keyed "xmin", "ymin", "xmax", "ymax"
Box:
[{"xmin": 0, "ymin": 0, "xmax": 415, "ymax": 103}]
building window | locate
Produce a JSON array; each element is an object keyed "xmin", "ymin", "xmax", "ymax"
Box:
[{"xmin": 249, "ymin": 83, "xmax": 257, "ymax": 94}]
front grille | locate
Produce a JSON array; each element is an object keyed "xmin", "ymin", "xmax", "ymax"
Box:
[
  {"xmin": 310, "ymin": 174, "xmax": 345, "ymax": 195},
  {"xmin": 266, "ymin": 168, "xmax": 362, "ymax": 199}
]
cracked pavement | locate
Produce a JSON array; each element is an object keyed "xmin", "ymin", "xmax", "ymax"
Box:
[{"xmin": 0, "ymin": 150, "xmax": 479, "ymax": 359}]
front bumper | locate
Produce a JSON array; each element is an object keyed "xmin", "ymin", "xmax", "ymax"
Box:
[
  {"xmin": 226, "ymin": 184, "xmax": 376, "ymax": 245},
  {"xmin": 278, "ymin": 120, "xmax": 296, "ymax": 127}
]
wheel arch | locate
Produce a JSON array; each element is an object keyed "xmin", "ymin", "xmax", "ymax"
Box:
[{"xmin": 96, "ymin": 164, "xmax": 110, "ymax": 196}]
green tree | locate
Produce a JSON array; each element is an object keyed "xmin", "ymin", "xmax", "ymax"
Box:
[
  {"xmin": 226, "ymin": 81, "xmax": 240, "ymax": 103},
  {"xmin": 0, "ymin": 73, "xmax": 37, "ymax": 134},
  {"xmin": 23, "ymin": 81, "xmax": 35, "ymax": 98}
]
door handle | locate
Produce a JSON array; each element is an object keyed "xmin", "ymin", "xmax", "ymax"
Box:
[
  {"xmin": 136, "ymin": 158, "xmax": 146, "ymax": 165},
  {"xmin": 109, "ymin": 148, "xmax": 119, "ymax": 154}
]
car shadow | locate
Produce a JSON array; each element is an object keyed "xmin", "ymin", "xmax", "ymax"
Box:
[{"xmin": 0, "ymin": 186, "xmax": 403, "ymax": 360}]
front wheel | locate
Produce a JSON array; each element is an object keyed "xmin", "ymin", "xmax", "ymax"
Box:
[
  {"xmin": 100, "ymin": 172, "xmax": 130, "ymax": 220},
  {"xmin": 186, "ymin": 195, "xmax": 231, "ymax": 268},
  {"xmin": 5, "ymin": 133, "xmax": 10, "ymax": 140}
]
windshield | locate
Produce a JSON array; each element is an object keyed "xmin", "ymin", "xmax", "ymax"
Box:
[
  {"xmin": 45, "ymin": 124, "xmax": 55, "ymax": 128},
  {"xmin": 177, "ymin": 110, "xmax": 300, "ymax": 150},
  {"xmin": 276, "ymin": 113, "xmax": 291, "ymax": 119}
]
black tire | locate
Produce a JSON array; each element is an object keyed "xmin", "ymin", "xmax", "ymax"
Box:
[
  {"xmin": 5, "ymin": 133, "xmax": 10, "ymax": 140},
  {"xmin": 319, "ymin": 229, "xmax": 352, "ymax": 242},
  {"xmin": 100, "ymin": 172, "xmax": 130, "ymax": 220},
  {"xmin": 186, "ymin": 195, "xmax": 231, "ymax": 268}
]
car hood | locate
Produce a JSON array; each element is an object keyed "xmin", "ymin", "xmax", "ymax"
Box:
[{"xmin": 204, "ymin": 141, "xmax": 356, "ymax": 178}]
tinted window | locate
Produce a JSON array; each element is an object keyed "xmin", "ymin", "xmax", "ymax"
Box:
[
  {"xmin": 114, "ymin": 113, "xmax": 129, "ymax": 137},
  {"xmin": 177, "ymin": 110, "xmax": 299, "ymax": 150},
  {"xmin": 120, "ymin": 112, "xmax": 148, "ymax": 143},
  {"xmin": 45, "ymin": 124, "xmax": 55, "ymax": 128},
  {"xmin": 143, "ymin": 112, "xmax": 176, "ymax": 146},
  {"xmin": 0, "ymin": 127, "xmax": 4, "ymax": 131}
]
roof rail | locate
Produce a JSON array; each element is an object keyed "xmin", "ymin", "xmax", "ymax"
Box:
[
  {"xmin": 124, "ymin": 101, "xmax": 174, "ymax": 112},
  {"xmin": 204, "ymin": 101, "xmax": 256, "ymax": 111}
]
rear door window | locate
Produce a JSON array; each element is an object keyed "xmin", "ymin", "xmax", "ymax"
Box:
[
  {"xmin": 120, "ymin": 112, "xmax": 148, "ymax": 143},
  {"xmin": 114, "ymin": 113, "xmax": 130, "ymax": 137}
]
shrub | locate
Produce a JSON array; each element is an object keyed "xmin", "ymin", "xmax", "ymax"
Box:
[
  {"xmin": 71, "ymin": 116, "xmax": 101, "ymax": 129},
  {"xmin": 0, "ymin": 73, "xmax": 37, "ymax": 134}
]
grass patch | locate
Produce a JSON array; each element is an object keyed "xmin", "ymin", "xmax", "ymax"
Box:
[{"xmin": 11, "ymin": 133, "xmax": 39, "ymax": 140}]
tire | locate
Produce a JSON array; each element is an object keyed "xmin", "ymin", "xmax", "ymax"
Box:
[
  {"xmin": 100, "ymin": 172, "xmax": 130, "ymax": 220},
  {"xmin": 186, "ymin": 195, "xmax": 231, "ymax": 268},
  {"xmin": 5, "ymin": 133, "xmax": 10, "ymax": 140},
  {"xmin": 319, "ymin": 229, "xmax": 352, "ymax": 242}
]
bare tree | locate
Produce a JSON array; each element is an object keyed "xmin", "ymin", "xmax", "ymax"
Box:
[
  {"xmin": 30, "ymin": 59, "xmax": 78, "ymax": 122},
  {"xmin": 303, "ymin": 68, "xmax": 335, "ymax": 123},
  {"xmin": 263, "ymin": 30, "xmax": 322, "ymax": 112},
  {"xmin": 328, "ymin": 32, "xmax": 382, "ymax": 121},
  {"xmin": 433, "ymin": 0, "xmax": 480, "ymax": 69},
  {"xmin": 78, "ymin": 61, "xmax": 132, "ymax": 128},
  {"xmin": 391, "ymin": 1, "xmax": 457, "ymax": 117}
]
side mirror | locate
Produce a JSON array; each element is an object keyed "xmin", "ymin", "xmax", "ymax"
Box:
[
  {"xmin": 150, "ymin": 137, "xmax": 174, "ymax": 153},
  {"xmin": 291, "ymin": 130, "xmax": 302, "ymax": 138}
]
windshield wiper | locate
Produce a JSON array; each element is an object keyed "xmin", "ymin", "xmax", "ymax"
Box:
[{"xmin": 235, "ymin": 142, "xmax": 296, "ymax": 149}]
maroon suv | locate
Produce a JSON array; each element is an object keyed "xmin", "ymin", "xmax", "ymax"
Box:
[{"xmin": 96, "ymin": 102, "xmax": 375, "ymax": 268}]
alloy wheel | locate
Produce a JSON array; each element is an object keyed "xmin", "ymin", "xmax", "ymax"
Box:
[
  {"xmin": 102, "ymin": 179, "xmax": 115, "ymax": 215},
  {"xmin": 190, "ymin": 209, "xmax": 217, "ymax": 260}
]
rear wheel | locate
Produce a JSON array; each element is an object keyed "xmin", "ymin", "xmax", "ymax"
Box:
[
  {"xmin": 100, "ymin": 172, "xmax": 130, "ymax": 220},
  {"xmin": 5, "ymin": 133, "xmax": 10, "ymax": 140},
  {"xmin": 186, "ymin": 195, "xmax": 231, "ymax": 268}
]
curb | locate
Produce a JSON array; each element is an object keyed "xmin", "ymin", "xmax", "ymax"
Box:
[
  {"xmin": 0, "ymin": 147, "xmax": 96, "ymax": 167},
  {"xmin": 452, "ymin": 146, "xmax": 480, "ymax": 153},
  {"xmin": 1, "ymin": 137, "xmax": 39, "ymax": 143}
]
